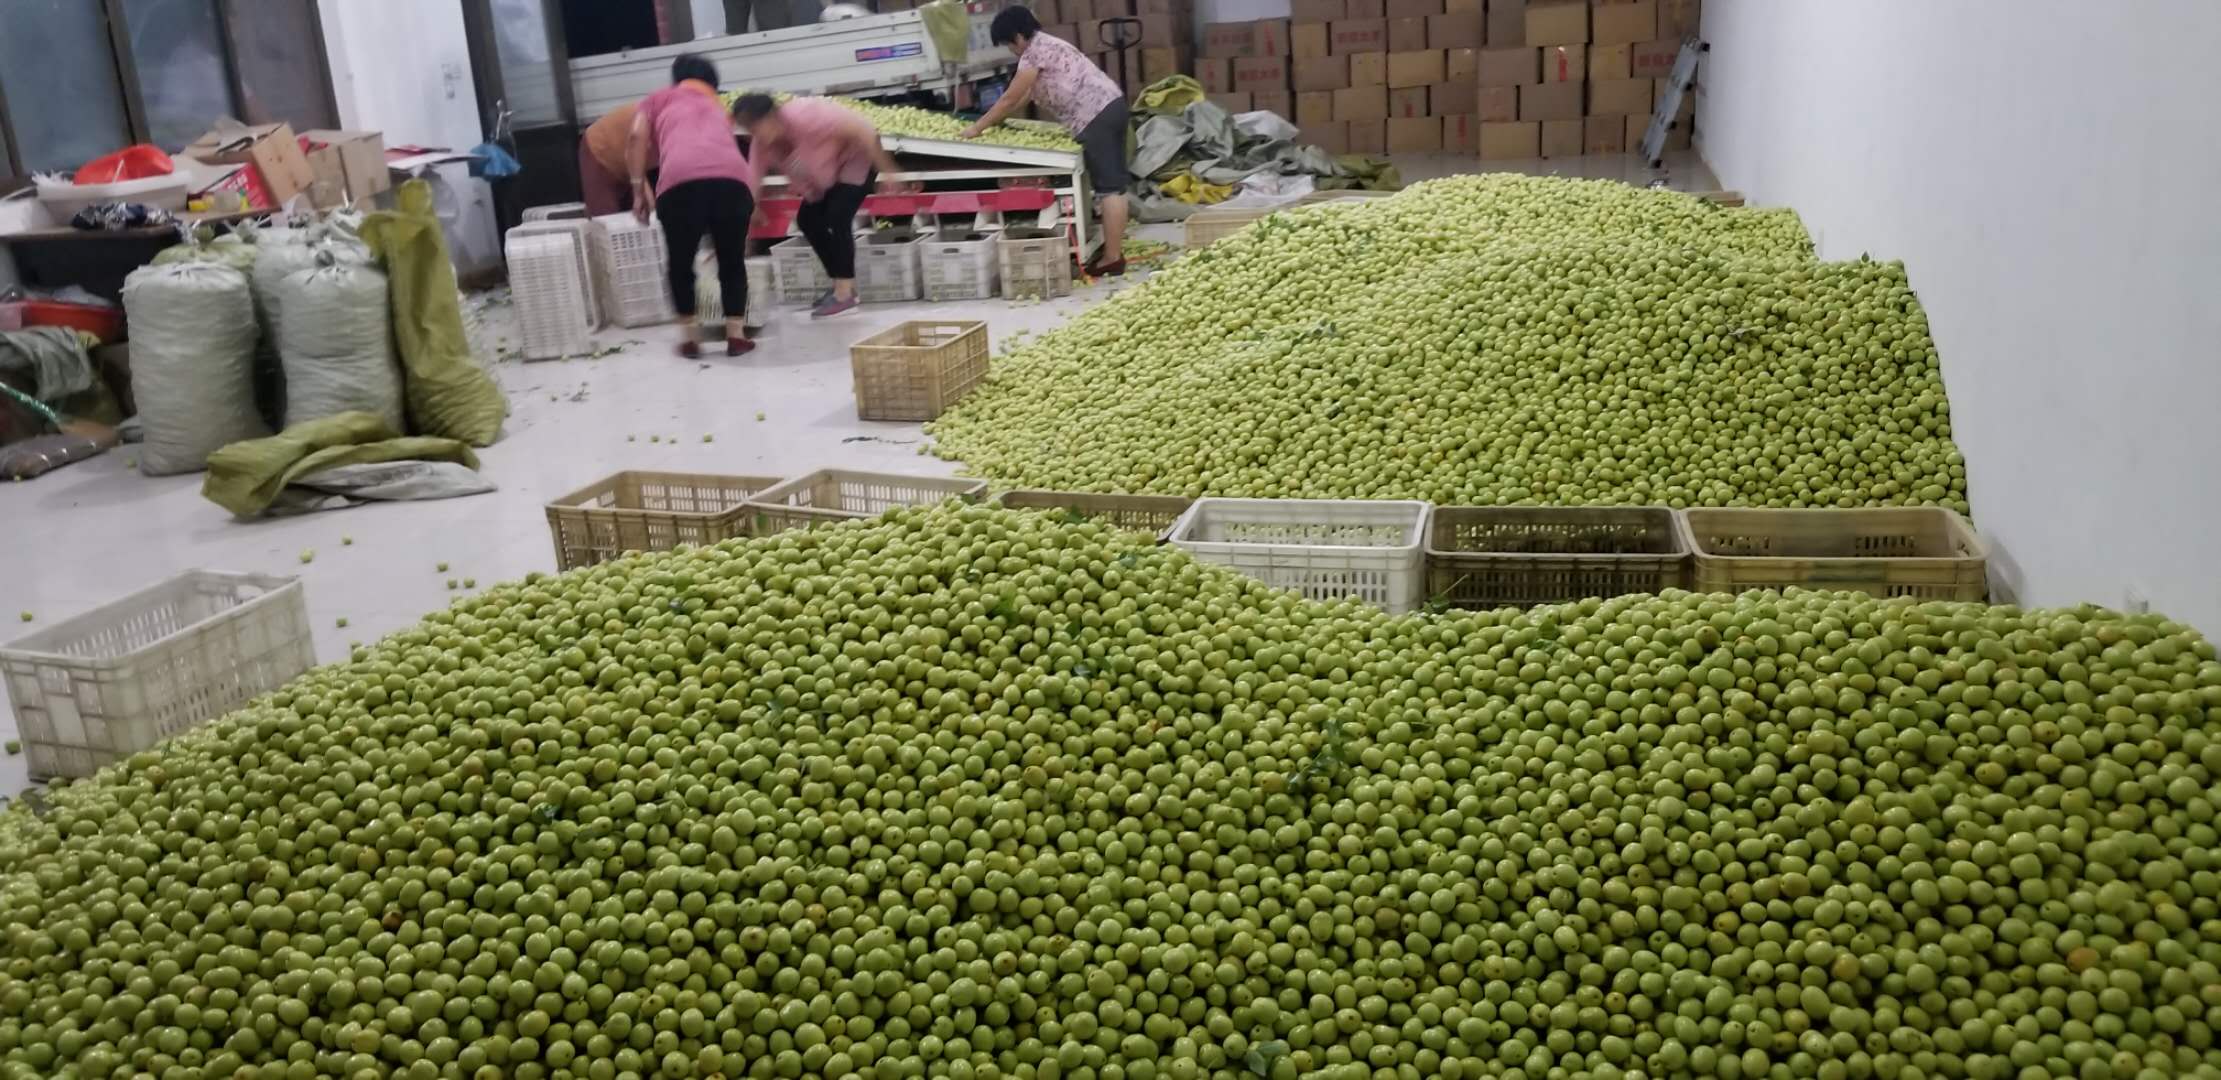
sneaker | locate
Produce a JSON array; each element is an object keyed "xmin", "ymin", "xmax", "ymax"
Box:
[
  {"xmin": 810, "ymin": 294, "xmax": 859, "ymax": 319},
  {"xmin": 1084, "ymin": 256, "xmax": 1126, "ymax": 278},
  {"xmin": 676, "ymin": 340, "xmax": 702, "ymax": 359},
  {"xmin": 726, "ymin": 337, "xmax": 756, "ymax": 356}
]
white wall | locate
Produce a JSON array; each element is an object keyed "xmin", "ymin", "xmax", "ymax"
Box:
[
  {"xmin": 318, "ymin": 0, "xmax": 484, "ymax": 149},
  {"xmin": 1697, "ymin": 1, "xmax": 2221, "ymax": 635}
]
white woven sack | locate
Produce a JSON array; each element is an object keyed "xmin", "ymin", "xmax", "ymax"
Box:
[
  {"xmin": 277, "ymin": 251, "xmax": 404, "ymax": 431},
  {"xmin": 121, "ymin": 262, "xmax": 267, "ymax": 475}
]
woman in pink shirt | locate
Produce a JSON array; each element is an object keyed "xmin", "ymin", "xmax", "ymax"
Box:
[
  {"xmin": 730, "ymin": 94, "xmax": 902, "ymax": 319},
  {"xmin": 962, "ymin": 6, "xmax": 1130, "ymax": 276},
  {"xmin": 626, "ymin": 54, "xmax": 756, "ymax": 357}
]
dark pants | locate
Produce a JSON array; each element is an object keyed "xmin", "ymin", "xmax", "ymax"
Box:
[
  {"xmin": 795, "ymin": 174, "xmax": 873, "ymax": 281},
  {"xmin": 655, "ymin": 178, "xmax": 753, "ymax": 319}
]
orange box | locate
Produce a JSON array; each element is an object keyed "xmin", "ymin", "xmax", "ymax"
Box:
[
  {"xmin": 1389, "ymin": 86, "xmax": 1430, "ymax": 117},
  {"xmin": 1525, "ymin": 0, "xmax": 1586, "ymax": 46},
  {"xmin": 1590, "ymin": 0, "xmax": 1657, "ymax": 45},
  {"xmin": 1537, "ymin": 43, "xmax": 1585, "ymax": 82},
  {"xmin": 1293, "ymin": 22, "xmax": 1332, "ymax": 57},
  {"xmin": 1587, "ymin": 77, "xmax": 1652, "ymax": 115},
  {"xmin": 1349, "ymin": 51, "xmax": 1388, "ymax": 83},
  {"xmin": 1330, "ymin": 18, "xmax": 1388, "ymax": 53},
  {"xmin": 1588, "ymin": 42, "xmax": 1632, "ymax": 80},
  {"xmin": 1387, "ymin": 49, "xmax": 1445, "ymax": 87},
  {"xmin": 1334, "ymin": 83, "xmax": 1389, "ymax": 120},
  {"xmin": 1294, "ymin": 54, "xmax": 1352, "ymax": 91}
]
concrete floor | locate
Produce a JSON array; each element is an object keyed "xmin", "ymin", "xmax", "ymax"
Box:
[{"xmin": 0, "ymin": 152, "xmax": 1718, "ymax": 797}]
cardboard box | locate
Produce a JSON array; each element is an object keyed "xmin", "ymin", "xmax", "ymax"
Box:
[
  {"xmin": 1537, "ymin": 43, "xmax": 1584, "ymax": 82},
  {"xmin": 1587, "ymin": 77, "xmax": 1652, "ymax": 115},
  {"xmin": 1252, "ymin": 89, "xmax": 1294, "ymax": 117},
  {"xmin": 184, "ymin": 122, "xmax": 315, "ymax": 206},
  {"xmin": 1292, "ymin": 0, "xmax": 1346, "ymax": 21},
  {"xmin": 1476, "ymin": 85, "xmax": 1519, "ymax": 121},
  {"xmin": 1584, "ymin": 115, "xmax": 1625, "ymax": 153},
  {"xmin": 1624, "ymin": 112, "xmax": 1650, "ymax": 147},
  {"xmin": 1479, "ymin": 121, "xmax": 1538, "ymax": 159},
  {"xmin": 1209, "ymin": 90, "xmax": 1255, "ymax": 112},
  {"xmin": 1590, "ymin": 0, "xmax": 1657, "ymax": 45},
  {"xmin": 300, "ymin": 129, "xmax": 388, "ymax": 208},
  {"xmin": 1630, "ymin": 38, "xmax": 1678, "ymax": 77},
  {"xmin": 1254, "ymin": 18, "xmax": 1292, "ymax": 54},
  {"xmin": 1345, "ymin": 0, "xmax": 1385, "ymax": 18},
  {"xmin": 1445, "ymin": 47, "xmax": 1480, "ymax": 81},
  {"xmin": 1518, "ymin": 81, "xmax": 1582, "ymax": 120},
  {"xmin": 1297, "ymin": 90, "xmax": 1338, "ymax": 127},
  {"xmin": 1233, "ymin": 55, "xmax": 1292, "ymax": 90},
  {"xmin": 1540, "ymin": 118, "xmax": 1583, "ymax": 156},
  {"xmin": 1089, "ymin": 0, "xmax": 1128, "ymax": 17},
  {"xmin": 1294, "ymin": 54, "xmax": 1351, "ymax": 91},
  {"xmin": 1033, "ymin": 0, "xmax": 1063, "ymax": 23},
  {"xmin": 1387, "ymin": 49, "xmax": 1444, "ymax": 87},
  {"xmin": 1348, "ymin": 51, "xmax": 1388, "ymax": 83},
  {"xmin": 1088, "ymin": 16, "xmax": 1176, "ymax": 49},
  {"xmin": 1488, "ymin": 0, "xmax": 1525, "ymax": 45},
  {"xmin": 1477, "ymin": 47, "xmax": 1537, "ymax": 86},
  {"xmin": 1293, "ymin": 21, "xmax": 1332, "ymax": 57},
  {"xmin": 1389, "ymin": 86, "xmax": 1430, "ymax": 117},
  {"xmin": 1197, "ymin": 56, "xmax": 1233, "ymax": 92},
  {"xmin": 1659, "ymin": 0, "xmax": 1699, "ymax": 37},
  {"xmin": 1386, "ymin": 0, "xmax": 1442, "ymax": 15},
  {"xmin": 1427, "ymin": 12, "xmax": 1483, "ymax": 49},
  {"xmin": 1428, "ymin": 80, "xmax": 1475, "ymax": 114},
  {"xmin": 1388, "ymin": 16, "xmax": 1429, "ymax": 51},
  {"xmin": 1588, "ymin": 42, "xmax": 1631, "ymax": 80},
  {"xmin": 1442, "ymin": 113, "xmax": 1479, "ymax": 153},
  {"xmin": 1334, "ymin": 83, "xmax": 1389, "ymax": 120},
  {"xmin": 1203, "ymin": 22, "xmax": 1255, "ymax": 56},
  {"xmin": 1136, "ymin": 0, "xmax": 1190, "ymax": 15},
  {"xmin": 1139, "ymin": 45, "xmax": 1189, "ymax": 83},
  {"xmin": 1345, "ymin": 119, "xmax": 1388, "ymax": 154},
  {"xmin": 1331, "ymin": 18, "xmax": 1387, "ymax": 53},
  {"xmin": 1308, "ymin": 119, "xmax": 1350, "ymax": 153},
  {"xmin": 1388, "ymin": 116, "xmax": 1442, "ymax": 151},
  {"xmin": 1524, "ymin": 1, "xmax": 1586, "ymax": 46},
  {"xmin": 1667, "ymin": 78, "xmax": 1693, "ymax": 117},
  {"xmin": 1445, "ymin": 0, "xmax": 1481, "ymax": 12}
]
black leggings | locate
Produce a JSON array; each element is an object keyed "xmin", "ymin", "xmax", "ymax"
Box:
[
  {"xmin": 795, "ymin": 174, "xmax": 874, "ymax": 280},
  {"xmin": 656, "ymin": 178, "xmax": 754, "ymax": 319}
]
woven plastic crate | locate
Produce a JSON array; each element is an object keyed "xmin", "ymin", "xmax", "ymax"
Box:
[
  {"xmin": 855, "ymin": 231, "xmax": 926, "ymax": 303},
  {"xmin": 1, "ymin": 571, "xmax": 313, "ymax": 780},
  {"xmin": 748, "ymin": 469, "xmax": 988, "ymax": 533},
  {"xmin": 771, "ymin": 236, "xmax": 832, "ymax": 304},
  {"xmin": 921, "ymin": 231, "xmax": 999, "ymax": 301},
  {"xmin": 1169, "ymin": 498, "xmax": 1431, "ymax": 613},
  {"xmin": 545, "ymin": 470, "xmax": 783, "ymax": 570},
  {"xmin": 1426, "ymin": 506, "xmax": 1688, "ymax": 610},
  {"xmin": 996, "ymin": 490, "xmax": 1195, "ymax": 536},
  {"xmin": 590, "ymin": 212, "xmax": 676, "ymax": 327},
  {"xmin": 693, "ymin": 253, "xmax": 774, "ymax": 331},
  {"xmin": 850, "ymin": 320, "xmax": 989, "ymax": 422},
  {"xmin": 507, "ymin": 220, "xmax": 602, "ymax": 329},
  {"xmin": 1679, "ymin": 507, "xmax": 1989, "ymax": 601},
  {"xmin": 997, "ymin": 228, "xmax": 1071, "ymax": 299},
  {"xmin": 505, "ymin": 233, "xmax": 595, "ymax": 360},
  {"xmin": 522, "ymin": 201, "xmax": 588, "ymax": 222}
]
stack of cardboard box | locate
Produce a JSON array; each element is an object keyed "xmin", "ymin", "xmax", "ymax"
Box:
[
  {"xmin": 1035, "ymin": 0, "xmax": 1197, "ymax": 92},
  {"xmin": 1478, "ymin": 0, "xmax": 1698, "ymax": 160},
  {"xmin": 1230, "ymin": 0, "xmax": 1483, "ymax": 155},
  {"xmin": 1193, "ymin": 13, "xmax": 1293, "ymax": 123}
]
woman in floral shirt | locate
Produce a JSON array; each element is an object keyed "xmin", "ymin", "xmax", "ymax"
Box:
[{"xmin": 963, "ymin": 6, "xmax": 1130, "ymax": 276}]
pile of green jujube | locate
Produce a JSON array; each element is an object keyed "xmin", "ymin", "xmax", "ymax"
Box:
[
  {"xmin": 725, "ymin": 91, "xmax": 1080, "ymax": 153},
  {"xmin": 5, "ymin": 504, "xmax": 2219, "ymax": 1079},
  {"xmin": 932, "ymin": 176, "xmax": 1969, "ymax": 514}
]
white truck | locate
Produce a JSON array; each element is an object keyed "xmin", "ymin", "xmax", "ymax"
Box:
[{"xmin": 567, "ymin": 2, "xmax": 1012, "ymax": 124}]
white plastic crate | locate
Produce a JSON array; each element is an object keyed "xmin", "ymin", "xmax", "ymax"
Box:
[
  {"xmin": 854, "ymin": 231, "xmax": 926, "ymax": 303},
  {"xmin": 1168, "ymin": 498, "xmax": 1431, "ymax": 614},
  {"xmin": 998, "ymin": 228, "xmax": 1072, "ymax": 299},
  {"xmin": 771, "ymin": 236, "xmax": 831, "ymax": 305},
  {"xmin": 522, "ymin": 201, "xmax": 587, "ymax": 222},
  {"xmin": 590, "ymin": 212, "xmax": 676, "ymax": 327},
  {"xmin": 921, "ymin": 231, "xmax": 999, "ymax": 301},
  {"xmin": 506, "ymin": 220, "xmax": 603, "ymax": 329},
  {"xmin": 505, "ymin": 232, "xmax": 596, "ymax": 360},
  {"xmin": 693, "ymin": 253, "xmax": 774, "ymax": 331},
  {"xmin": 1, "ymin": 571, "xmax": 313, "ymax": 780}
]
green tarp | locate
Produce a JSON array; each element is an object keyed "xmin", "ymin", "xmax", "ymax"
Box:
[{"xmin": 202, "ymin": 411, "xmax": 479, "ymax": 518}]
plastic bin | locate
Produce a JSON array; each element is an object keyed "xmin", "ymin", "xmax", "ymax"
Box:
[
  {"xmin": 693, "ymin": 254, "xmax": 775, "ymax": 331},
  {"xmin": 522, "ymin": 202, "xmax": 588, "ymax": 222},
  {"xmin": 545, "ymin": 470, "xmax": 783, "ymax": 570},
  {"xmin": 855, "ymin": 231, "xmax": 927, "ymax": 303},
  {"xmin": 507, "ymin": 220, "xmax": 603, "ymax": 329},
  {"xmin": 771, "ymin": 236, "xmax": 832, "ymax": 304},
  {"xmin": 1, "ymin": 571, "xmax": 313, "ymax": 780},
  {"xmin": 1168, "ymin": 498, "xmax": 1431, "ymax": 613},
  {"xmin": 16, "ymin": 300, "xmax": 126, "ymax": 343},
  {"xmin": 34, "ymin": 173, "xmax": 191, "ymax": 220},
  {"xmin": 850, "ymin": 320, "xmax": 989, "ymax": 422},
  {"xmin": 997, "ymin": 228, "xmax": 1071, "ymax": 299},
  {"xmin": 995, "ymin": 490, "xmax": 1195, "ymax": 536},
  {"xmin": 1679, "ymin": 507, "xmax": 1989, "ymax": 601},
  {"xmin": 589, "ymin": 212, "xmax": 675, "ymax": 327},
  {"xmin": 505, "ymin": 233, "xmax": 596, "ymax": 360},
  {"xmin": 748, "ymin": 469, "xmax": 987, "ymax": 533},
  {"xmin": 1426, "ymin": 506, "xmax": 1687, "ymax": 610},
  {"xmin": 921, "ymin": 231, "xmax": 999, "ymax": 301}
]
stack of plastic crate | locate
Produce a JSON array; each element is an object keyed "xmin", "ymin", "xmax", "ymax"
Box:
[
  {"xmin": 590, "ymin": 212, "xmax": 675, "ymax": 327},
  {"xmin": 505, "ymin": 232, "xmax": 594, "ymax": 360}
]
